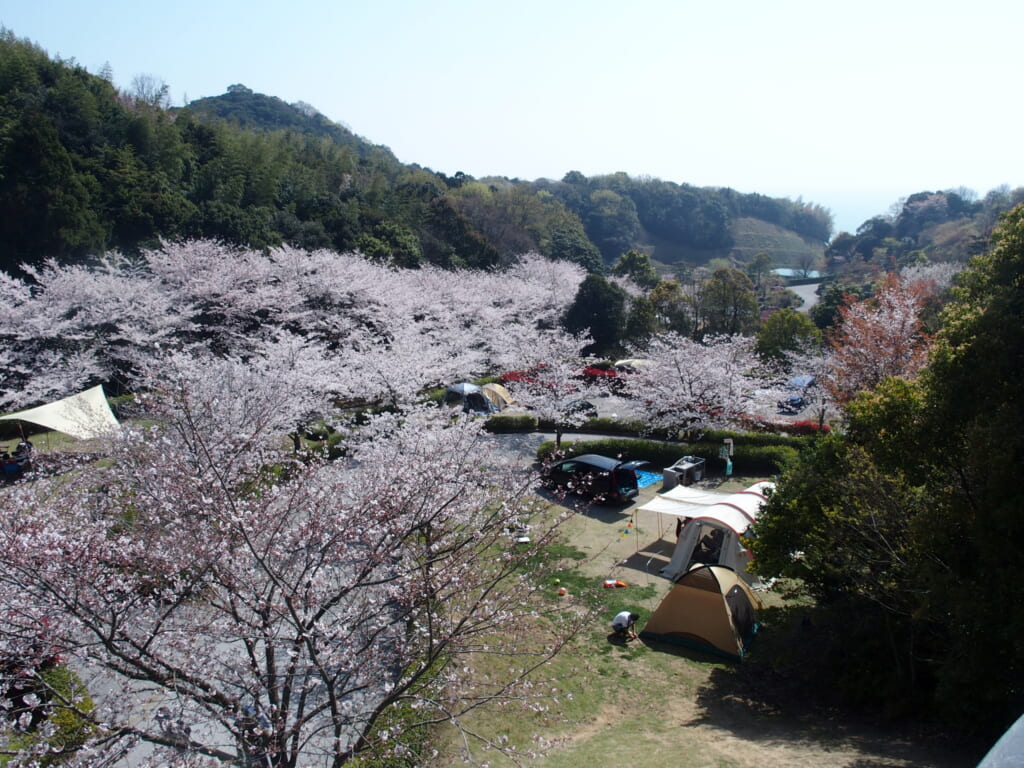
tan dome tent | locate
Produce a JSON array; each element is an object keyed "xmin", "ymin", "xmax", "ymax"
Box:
[
  {"xmin": 640, "ymin": 564, "xmax": 762, "ymax": 660},
  {"xmin": 480, "ymin": 382, "xmax": 515, "ymax": 411},
  {"xmin": 0, "ymin": 385, "xmax": 120, "ymax": 440}
]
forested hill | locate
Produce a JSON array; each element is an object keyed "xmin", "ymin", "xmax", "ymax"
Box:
[
  {"xmin": 0, "ymin": 29, "xmax": 836, "ymax": 274},
  {"xmin": 184, "ymin": 84, "xmax": 399, "ymax": 165}
]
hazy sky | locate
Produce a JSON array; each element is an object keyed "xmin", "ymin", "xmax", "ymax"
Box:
[{"xmin": 4, "ymin": 0, "xmax": 1021, "ymax": 234}]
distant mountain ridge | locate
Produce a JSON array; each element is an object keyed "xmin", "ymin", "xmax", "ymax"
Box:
[{"xmin": 8, "ymin": 28, "xmax": 1008, "ymax": 277}]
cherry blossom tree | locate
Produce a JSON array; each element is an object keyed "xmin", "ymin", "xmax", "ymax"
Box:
[
  {"xmin": 497, "ymin": 329, "xmax": 602, "ymax": 446},
  {"xmin": 0, "ymin": 243, "xmax": 588, "ymax": 413},
  {"xmin": 826, "ymin": 274, "xmax": 931, "ymax": 404},
  {"xmin": 0, "ymin": 255, "xmax": 177, "ymax": 408},
  {"xmin": 782, "ymin": 345, "xmax": 840, "ymax": 431},
  {"xmin": 0, "ymin": 241, "xmax": 600, "ymax": 764},
  {"xmin": 622, "ymin": 332, "xmax": 765, "ymax": 436},
  {"xmin": 0, "ymin": 357, "xmax": 583, "ymax": 767}
]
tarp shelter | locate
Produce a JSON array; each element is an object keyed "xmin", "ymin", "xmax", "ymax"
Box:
[
  {"xmin": 443, "ymin": 382, "xmax": 496, "ymax": 414},
  {"xmin": 480, "ymin": 382, "xmax": 515, "ymax": 411},
  {"xmin": 641, "ymin": 564, "xmax": 762, "ymax": 659},
  {"xmin": 638, "ymin": 481, "xmax": 774, "ymax": 582},
  {"xmin": 786, "ymin": 374, "xmax": 815, "ymax": 389},
  {"xmin": 614, "ymin": 358, "xmax": 652, "ymax": 372},
  {"xmin": 0, "ymin": 385, "xmax": 120, "ymax": 440}
]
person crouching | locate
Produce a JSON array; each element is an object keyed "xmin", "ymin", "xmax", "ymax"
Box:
[{"xmin": 611, "ymin": 611, "xmax": 639, "ymax": 640}]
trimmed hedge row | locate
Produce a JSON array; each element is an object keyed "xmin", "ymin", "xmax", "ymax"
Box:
[
  {"xmin": 484, "ymin": 414, "xmax": 654, "ymax": 435},
  {"xmin": 536, "ymin": 437, "xmax": 798, "ymax": 475},
  {"xmin": 484, "ymin": 413, "xmax": 538, "ymax": 433},
  {"xmin": 698, "ymin": 428, "xmax": 813, "ymax": 448}
]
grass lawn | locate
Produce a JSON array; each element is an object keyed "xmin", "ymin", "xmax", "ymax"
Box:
[{"xmin": 426, "ymin": 477, "xmax": 978, "ymax": 768}]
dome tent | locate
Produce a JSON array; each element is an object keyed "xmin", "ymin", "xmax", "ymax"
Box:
[
  {"xmin": 640, "ymin": 563, "xmax": 762, "ymax": 660},
  {"xmin": 443, "ymin": 382, "xmax": 497, "ymax": 415},
  {"xmin": 480, "ymin": 382, "xmax": 515, "ymax": 411}
]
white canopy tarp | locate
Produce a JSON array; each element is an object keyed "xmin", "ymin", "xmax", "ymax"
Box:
[
  {"xmin": 639, "ymin": 495, "xmax": 717, "ymax": 518},
  {"xmin": 640, "ymin": 481, "xmax": 774, "ymax": 531},
  {"xmin": 661, "ymin": 484, "xmax": 740, "ymax": 506},
  {"xmin": 640, "ymin": 481, "xmax": 775, "ymax": 582},
  {"xmin": 0, "ymin": 385, "xmax": 120, "ymax": 440}
]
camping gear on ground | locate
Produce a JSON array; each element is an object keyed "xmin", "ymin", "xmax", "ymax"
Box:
[
  {"xmin": 661, "ymin": 455, "xmax": 705, "ymax": 490},
  {"xmin": 2, "ymin": 456, "xmax": 28, "ymax": 479},
  {"xmin": 777, "ymin": 394, "xmax": 806, "ymax": 414},
  {"xmin": 613, "ymin": 358, "xmax": 652, "ymax": 372},
  {"xmin": 638, "ymin": 481, "xmax": 774, "ymax": 583},
  {"xmin": 640, "ymin": 563, "xmax": 762, "ymax": 659},
  {"xmin": 786, "ymin": 374, "xmax": 815, "ymax": 390}
]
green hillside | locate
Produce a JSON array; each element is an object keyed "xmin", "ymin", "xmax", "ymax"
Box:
[
  {"xmin": 183, "ymin": 84, "xmax": 399, "ymax": 165},
  {"xmin": 0, "ymin": 28, "xmax": 836, "ymax": 274},
  {"xmin": 729, "ymin": 216, "xmax": 824, "ymax": 268},
  {"xmin": 642, "ymin": 216, "xmax": 824, "ymax": 271}
]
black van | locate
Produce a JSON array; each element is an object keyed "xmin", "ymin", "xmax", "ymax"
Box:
[{"xmin": 542, "ymin": 453, "xmax": 644, "ymax": 504}]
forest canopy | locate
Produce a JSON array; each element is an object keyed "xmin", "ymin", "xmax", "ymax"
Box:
[{"xmin": 0, "ymin": 29, "xmax": 834, "ymax": 275}]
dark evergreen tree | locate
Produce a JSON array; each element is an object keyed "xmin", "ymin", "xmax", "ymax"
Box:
[
  {"xmin": 562, "ymin": 274, "xmax": 627, "ymax": 355},
  {"xmin": 752, "ymin": 206, "xmax": 1024, "ymax": 735}
]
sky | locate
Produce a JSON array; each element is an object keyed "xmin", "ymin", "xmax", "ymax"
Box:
[{"xmin": 4, "ymin": 0, "xmax": 1022, "ymax": 235}]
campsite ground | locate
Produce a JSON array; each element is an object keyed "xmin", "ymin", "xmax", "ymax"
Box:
[
  {"xmin": 16, "ymin": 428, "xmax": 985, "ymax": 766},
  {"xmin": 431, "ymin": 472, "xmax": 984, "ymax": 768}
]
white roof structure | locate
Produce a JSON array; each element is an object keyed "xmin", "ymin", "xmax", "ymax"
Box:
[
  {"xmin": 0, "ymin": 385, "xmax": 120, "ymax": 440},
  {"xmin": 638, "ymin": 481, "xmax": 774, "ymax": 534}
]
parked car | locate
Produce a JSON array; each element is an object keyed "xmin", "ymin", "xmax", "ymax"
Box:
[
  {"xmin": 541, "ymin": 453, "xmax": 644, "ymax": 504},
  {"xmin": 562, "ymin": 399, "xmax": 598, "ymax": 419},
  {"xmin": 777, "ymin": 394, "xmax": 806, "ymax": 414}
]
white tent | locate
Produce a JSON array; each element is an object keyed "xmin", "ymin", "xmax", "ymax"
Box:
[
  {"xmin": 0, "ymin": 385, "xmax": 120, "ymax": 440},
  {"xmin": 638, "ymin": 481, "xmax": 774, "ymax": 582}
]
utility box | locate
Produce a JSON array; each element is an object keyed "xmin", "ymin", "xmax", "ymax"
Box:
[
  {"xmin": 679, "ymin": 456, "xmax": 705, "ymax": 484},
  {"xmin": 661, "ymin": 455, "xmax": 706, "ymax": 490}
]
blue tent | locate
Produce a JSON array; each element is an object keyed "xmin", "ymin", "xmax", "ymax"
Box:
[{"xmin": 786, "ymin": 374, "xmax": 815, "ymax": 390}]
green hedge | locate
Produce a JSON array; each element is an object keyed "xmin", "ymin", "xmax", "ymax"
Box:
[
  {"xmin": 484, "ymin": 413, "xmax": 538, "ymax": 433},
  {"xmin": 699, "ymin": 428, "xmax": 813, "ymax": 448},
  {"xmin": 536, "ymin": 437, "xmax": 798, "ymax": 475}
]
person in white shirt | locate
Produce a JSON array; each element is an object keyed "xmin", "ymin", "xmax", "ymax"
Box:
[{"xmin": 611, "ymin": 610, "xmax": 639, "ymax": 640}]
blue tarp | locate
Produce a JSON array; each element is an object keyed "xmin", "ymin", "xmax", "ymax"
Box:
[{"xmin": 636, "ymin": 470, "xmax": 662, "ymax": 489}]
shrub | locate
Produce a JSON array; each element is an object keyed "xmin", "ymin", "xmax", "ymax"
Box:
[
  {"xmin": 788, "ymin": 420, "xmax": 832, "ymax": 436},
  {"xmin": 1, "ymin": 665, "xmax": 95, "ymax": 767},
  {"xmin": 700, "ymin": 428, "xmax": 812, "ymax": 448},
  {"xmin": 484, "ymin": 413, "xmax": 538, "ymax": 433}
]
